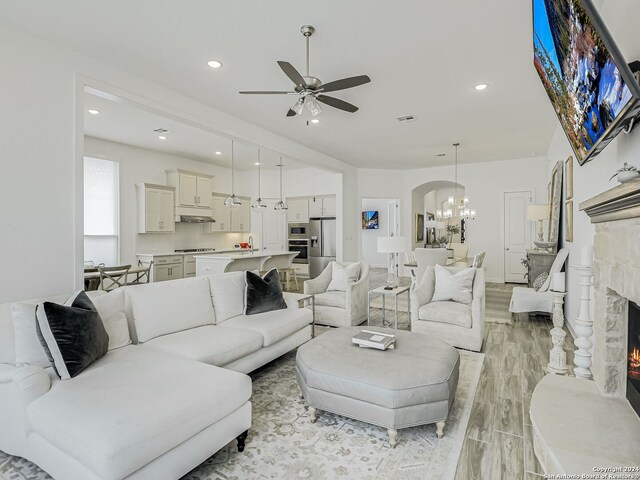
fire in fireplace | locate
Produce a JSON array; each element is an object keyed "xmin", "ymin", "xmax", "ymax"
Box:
[{"xmin": 628, "ymin": 301, "xmax": 640, "ymax": 417}]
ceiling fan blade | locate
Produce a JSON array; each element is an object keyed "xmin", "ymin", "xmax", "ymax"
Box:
[
  {"xmin": 316, "ymin": 95, "xmax": 359, "ymax": 113},
  {"xmin": 286, "ymin": 108, "xmax": 297, "ymax": 117},
  {"xmin": 277, "ymin": 61, "xmax": 307, "ymax": 89},
  {"xmin": 319, "ymin": 75, "xmax": 371, "ymax": 93},
  {"xmin": 239, "ymin": 91, "xmax": 295, "ymax": 94}
]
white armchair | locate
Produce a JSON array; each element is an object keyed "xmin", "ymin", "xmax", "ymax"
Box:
[
  {"xmin": 304, "ymin": 262, "xmax": 370, "ymax": 327},
  {"xmin": 509, "ymin": 248, "xmax": 569, "ymax": 315},
  {"xmin": 411, "ymin": 266, "xmax": 485, "ymax": 352}
]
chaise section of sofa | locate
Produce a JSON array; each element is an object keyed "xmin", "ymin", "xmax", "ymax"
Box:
[{"xmin": 0, "ymin": 270, "xmax": 312, "ymax": 479}]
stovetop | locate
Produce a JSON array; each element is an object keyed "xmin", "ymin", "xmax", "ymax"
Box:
[{"xmin": 174, "ymin": 248, "xmax": 216, "ymax": 253}]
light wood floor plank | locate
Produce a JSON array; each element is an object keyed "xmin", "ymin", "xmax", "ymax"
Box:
[
  {"xmin": 491, "ymin": 432, "xmax": 525, "ymax": 480},
  {"xmin": 467, "ymin": 401, "xmax": 496, "ymax": 443},
  {"xmin": 455, "ymin": 437, "xmax": 494, "ymax": 480},
  {"xmin": 494, "ymin": 398, "xmax": 524, "ymax": 437}
]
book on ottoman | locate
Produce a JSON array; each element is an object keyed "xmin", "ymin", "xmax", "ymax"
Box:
[{"xmin": 352, "ymin": 330, "xmax": 396, "ymax": 350}]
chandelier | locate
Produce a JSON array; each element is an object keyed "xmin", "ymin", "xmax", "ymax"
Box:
[{"xmin": 436, "ymin": 143, "xmax": 476, "ymax": 221}]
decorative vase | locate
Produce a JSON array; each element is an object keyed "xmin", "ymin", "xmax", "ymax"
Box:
[{"xmin": 617, "ymin": 170, "xmax": 640, "ymax": 183}]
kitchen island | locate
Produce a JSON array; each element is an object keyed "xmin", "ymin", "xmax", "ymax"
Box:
[{"xmin": 195, "ymin": 251, "xmax": 299, "ymax": 275}]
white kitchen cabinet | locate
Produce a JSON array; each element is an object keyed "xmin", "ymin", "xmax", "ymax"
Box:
[
  {"xmin": 309, "ymin": 196, "xmax": 323, "ymax": 218},
  {"xmin": 309, "ymin": 195, "xmax": 336, "ymax": 218},
  {"xmin": 287, "ymin": 198, "xmax": 309, "ymax": 223},
  {"xmin": 208, "ymin": 195, "xmax": 231, "ymax": 232},
  {"xmin": 153, "ymin": 263, "xmax": 184, "ymax": 282},
  {"xmin": 166, "ymin": 169, "xmax": 214, "ymax": 209},
  {"xmin": 322, "ymin": 196, "xmax": 337, "ymax": 216},
  {"xmin": 137, "ymin": 254, "xmax": 184, "ymax": 282},
  {"xmin": 231, "ymin": 200, "xmax": 251, "ymax": 232},
  {"xmin": 136, "ymin": 183, "xmax": 175, "ymax": 233},
  {"xmin": 208, "ymin": 194, "xmax": 250, "ymax": 233}
]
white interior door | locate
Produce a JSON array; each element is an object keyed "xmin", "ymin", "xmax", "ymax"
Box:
[{"xmin": 504, "ymin": 191, "xmax": 531, "ymax": 283}]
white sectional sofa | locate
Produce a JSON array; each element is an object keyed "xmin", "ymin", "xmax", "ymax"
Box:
[{"xmin": 0, "ymin": 272, "xmax": 312, "ymax": 480}]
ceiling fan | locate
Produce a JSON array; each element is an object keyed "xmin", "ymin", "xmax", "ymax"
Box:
[{"xmin": 239, "ymin": 25, "xmax": 371, "ymax": 117}]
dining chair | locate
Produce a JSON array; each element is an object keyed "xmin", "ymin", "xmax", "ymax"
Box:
[
  {"xmin": 98, "ymin": 265, "xmax": 132, "ymax": 292},
  {"xmin": 473, "ymin": 251, "xmax": 486, "ymax": 268},
  {"xmin": 414, "ymin": 248, "xmax": 448, "ymax": 284},
  {"xmin": 449, "ymin": 242, "xmax": 470, "ymax": 259},
  {"xmin": 128, "ymin": 260, "xmax": 153, "ymax": 285},
  {"xmin": 83, "ymin": 267, "xmax": 101, "ymax": 291}
]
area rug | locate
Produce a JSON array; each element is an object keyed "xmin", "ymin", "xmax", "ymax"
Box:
[
  {"xmin": 0, "ymin": 350, "xmax": 483, "ymax": 480},
  {"xmin": 182, "ymin": 349, "xmax": 483, "ymax": 480},
  {"xmin": 485, "ymin": 283, "xmax": 516, "ymax": 325}
]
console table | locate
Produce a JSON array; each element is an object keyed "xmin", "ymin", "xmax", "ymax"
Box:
[{"xmin": 526, "ymin": 249, "xmax": 557, "ymax": 287}]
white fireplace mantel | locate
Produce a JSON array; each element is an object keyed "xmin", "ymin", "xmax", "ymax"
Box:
[{"xmin": 580, "ymin": 177, "xmax": 640, "ymax": 224}]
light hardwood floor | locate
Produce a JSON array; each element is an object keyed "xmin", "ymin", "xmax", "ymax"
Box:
[{"xmin": 290, "ymin": 269, "xmax": 574, "ymax": 479}]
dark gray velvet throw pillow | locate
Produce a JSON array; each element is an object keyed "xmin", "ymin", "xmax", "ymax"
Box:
[
  {"xmin": 245, "ymin": 269, "xmax": 288, "ymax": 315},
  {"xmin": 35, "ymin": 291, "xmax": 109, "ymax": 379}
]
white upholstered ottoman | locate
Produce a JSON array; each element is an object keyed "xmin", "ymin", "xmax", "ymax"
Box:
[{"xmin": 295, "ymin": 326, "xmax": 460, "ymax": 447}]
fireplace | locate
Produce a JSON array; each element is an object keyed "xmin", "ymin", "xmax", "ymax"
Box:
[{"xmin": 628, "ymin": 301, "xmax": 640, "ymax": 417}]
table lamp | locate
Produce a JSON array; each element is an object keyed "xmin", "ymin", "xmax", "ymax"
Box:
[
  {"xmin": 377, "ymin": 235, "xmax": 407, "ymax": 289},
  {"xmin": 527, "ymin": 204, "xmax": 549, "ymax": 243}
]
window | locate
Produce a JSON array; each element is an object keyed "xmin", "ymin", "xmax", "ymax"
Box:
[{"xmin": 84, "ymin": 156, "xmax": 119, "ymax": 266}]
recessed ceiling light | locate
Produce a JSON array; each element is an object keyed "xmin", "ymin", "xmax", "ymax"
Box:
[
  {"xmin": 207, "ymin": 60, "xmax": 223, "ymax": 69},
  {"xmin": 215, "ymin": 151, "xmax": 222, "ymax": 155},
  {"xmin": 158, "ymin": 135, "xmax": 167, "ymax": 140},
  {"xmin": 310, "ymin": 119, "xmax": 320, "ymax": 124},
  {"xmin": 88, "ymin": 109, "xmax": 100, "ymax": 115},
  {"xmin": 255, "ymin": 162, "xmax": 261, "ymax": 166},
  {"xmin": 475, "ymin": 84, "xmax": 488, "ymax": 91}
]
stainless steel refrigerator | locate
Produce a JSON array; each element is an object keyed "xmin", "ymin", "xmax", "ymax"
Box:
[{"xmin": 309, "ymin": 218, "xmax": 336, "ymax": 278}]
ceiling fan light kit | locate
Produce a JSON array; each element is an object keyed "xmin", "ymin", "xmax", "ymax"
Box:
[{"xmin": 239, "ymin": 25, "xmax": 371, "ymax": 118}]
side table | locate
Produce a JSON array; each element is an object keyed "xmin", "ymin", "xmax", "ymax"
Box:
[{"xmin": 367, "ymin": 286, "xmax": 410, "ymax": 330}]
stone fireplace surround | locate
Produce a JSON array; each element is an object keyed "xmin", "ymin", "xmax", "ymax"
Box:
[
  {"xmin": 529, "ymin": 179, "xmax": 640, "ymax": 475},
  {"xmin": 584, "ymin": 178, "xmax": 640, "ymax": 398}
]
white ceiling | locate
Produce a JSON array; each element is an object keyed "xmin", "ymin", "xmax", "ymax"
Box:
[
  {"xmin": 1, "ymin": 0, "xmax": 559, "ymax": 168},
  {"xmin": 84, "ymin": 93, "xmax": 305, "ymax": 170}
]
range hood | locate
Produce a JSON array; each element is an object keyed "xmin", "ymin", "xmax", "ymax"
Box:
[
  {"xmin": 175, "ymin": 206, "xmax": 214, "ymax": 223},
  {"xmin": 179, "ymin": 215, "xmax": 215, "ymax": 223}
]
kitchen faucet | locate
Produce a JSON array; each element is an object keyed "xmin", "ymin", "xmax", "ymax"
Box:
[{"xmin": 248, "ymin": 236, "xmax": 254, "ymax": 254}]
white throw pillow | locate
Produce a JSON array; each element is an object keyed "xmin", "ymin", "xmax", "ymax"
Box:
[
  {"xmin": 91, "ymin": 290, "xmax": 131, "ymax": 350},
  {"xmin": 11, "ymin": 303, "xmax": 50, "ymax": 367},
  {"xmin": 128, "ymin": 277, "xmax": 215, "ymax": 343},
  {"xmin": 327, "ymin": 262, "xmax": 361, "ymax": 291},
  {"xmin": 431, "ymin": 265, "xmax": 476, "ymax": 305},
  {"xmin": 207, "ymin": 272, "xmax": 245, "ymax": 323}
]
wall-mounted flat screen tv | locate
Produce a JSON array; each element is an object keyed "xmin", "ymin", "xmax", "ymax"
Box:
[
  {"xmin": 533, "ymin": 0, "xmax": 640, "ymax": 164},
  {"xmin": 362, "ymin": 211, "xmax": 379, "ymax": 230}
]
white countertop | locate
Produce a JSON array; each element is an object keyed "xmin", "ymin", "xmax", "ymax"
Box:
[
  {"xmin": 194, "ymin": 251, "xmax": 297, "ymax": 260},
  {"xmin": 137, "ymin": 248, "xmax": 260, "ymax": 257}
]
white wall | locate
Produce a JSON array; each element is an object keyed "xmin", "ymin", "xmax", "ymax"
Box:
[
  {"xmin": 361, "ymin": 198, "xmax": 392, "ymax": 268},
  {"xmin": 359, "ymin": 156, "xmax": 548, "ymax": 282},
  {"xmin": 543, "ymin": 0, "xmax": 640, "ymax": 335},
  {"xmin": 0, "ymin": 25, "xmax": 352, "ymax": 303}
]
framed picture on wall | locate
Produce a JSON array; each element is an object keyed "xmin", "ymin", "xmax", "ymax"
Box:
[
  {"xmin": 565, "ymin": 156, "xmax": 574, "ymax": 200},
  {"xmin": 415, "ymin": 213, "xmax": 424, "ymax": 243},
  {"xmin": 565, "ymin": 200, "xmax": 574, "ymax": 242}
]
